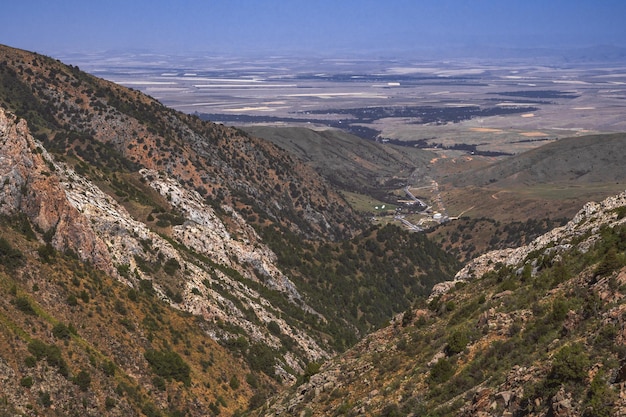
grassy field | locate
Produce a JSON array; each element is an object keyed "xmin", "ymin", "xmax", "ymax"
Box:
[{"xmin": 340, "ymin": 190, "xmax": 399, "ymax": 214}]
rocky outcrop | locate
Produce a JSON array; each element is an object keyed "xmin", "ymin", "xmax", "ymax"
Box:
[
  {"xmin": 141, "ymin": 168, "xmax": 317, "ymax": 308},
  {"xmin": 0, "ymin": 107, "xmax": 329, "ymax": 374},
  {"xmin": 58, "ymin": 151, "xmax": 329, "ymax": 366},
  {"xmin": 0, "ymin": 108, "xmax": 113, "ymax": 273},
  {"xmin": 455, "ymin": 191, "xmax": 626, "ymax": 281}
]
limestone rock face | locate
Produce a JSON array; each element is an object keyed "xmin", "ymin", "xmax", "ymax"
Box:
[
  {"xmin": 455, "ymin": 191, "xmax": 626, "ymax": 282},
  {"xmin": 0, "ymin": 108, "xmax": 329, "ymax": 367},
  {"xmin": 0, "ymin": 108, "xmax": 113, "ymax": 273}
]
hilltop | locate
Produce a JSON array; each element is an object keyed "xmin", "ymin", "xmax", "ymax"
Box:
[
  {"xmin": 431, "ymin": 133, "xmax": 625, "ymax": 262},
  {"xmin": 446, "ymin": 133, "xmax": 626, "ymax": 189}
]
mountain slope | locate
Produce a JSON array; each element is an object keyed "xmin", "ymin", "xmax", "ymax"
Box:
[
  {"xmin": 241, "ymin": 126, "xmax": 436, "ymax": 198},
  {"xmin": 258, "ymin": 191, "xmax": 626, "ymax": 416},
  {"xmin": 0, "ymin": 217, "xmax": 262, "ymax": 416},
  {"xmin": 0, "ymin": 44, "xmax": 360, "ymax": 241},
  {"xmin": 448, "ymin": 133, "xmax": 626, "ymax": 188},
  {"xmin": 0, "ymin": 107, "xmax": 285, "ymax": 415}
]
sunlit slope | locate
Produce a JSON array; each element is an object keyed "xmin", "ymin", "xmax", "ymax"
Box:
[{"xmin": 448, "ymin": 133, "xmax": 626, "ymax": 188}]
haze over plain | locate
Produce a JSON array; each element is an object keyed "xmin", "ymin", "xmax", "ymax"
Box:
[
  {"xmin": 2, "ymin": 0, "xmax": 626, "ymax": 57},
  {"xmin": 3, "ymin": 1, "xmax": 626, "ymax": 162}
]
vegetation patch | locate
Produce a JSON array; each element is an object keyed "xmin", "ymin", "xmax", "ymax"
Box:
[{"xmin": 144, "ymin": 348, "xmax": 191, "ymax": 386}]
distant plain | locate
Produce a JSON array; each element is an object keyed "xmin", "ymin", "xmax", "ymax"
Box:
[
  {"xmin": 65, "ymin": 51, "xmax": 626, "ymax": 239},
  {"xmin": 66, "ymin": 52, "xmax": 626, "ymax": 156}
]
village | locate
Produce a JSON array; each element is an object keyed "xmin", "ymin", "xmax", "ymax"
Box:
[{"xmin": 372, "ymin": 180, "xmax": 452, "ymax": 232}]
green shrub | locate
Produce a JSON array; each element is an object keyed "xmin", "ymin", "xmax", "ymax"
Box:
[
  {"xmin": 105, "ymin": 397, "xmax": 116, "ymax": 410},
  {"xmin": 165, "ymin": 287, "xmax": 183, "ymax": 303},
  {"xmin": 549, "ymin": 343, "xmax": 590, "ymax": 386},
  {"xmin": 141, "ymin": 402, "xmax": 162, "ymax": 417},
  {"xmin": 429, "ymin": 358, "xmax": 455, "ymax": 384},
  {"xmin": 379, "ymin": 403, "xmax": 402, "ymax": 417},
  {"xmin": 229, "ymin": 375, "xmax": 240, "ymax": 390},
  {"xmin": 246, "ymin": 373, "xmax": 259, "ymax": 389},
  {"xmin": 79, "ymin": 290, "xmax": 90, "ymax": 303},
  {"xmin": 73, "ymin": 370, "xmax": 91, "ymax": 391},
  {"xmin": 39, "ymin": 391, "xmax": 52, "ymax": 407},
  {"xmin": 15, "ymin": 296, "xmax": 36, "ymax": 315},
  {"xmin": 267, "ymin": 320, "xmax": 281, "ymax": 335},
  {"xmin": 52, "ymin": 323, "xmax": 71, "ymax": 340},
  {"xmin": 446, "ymin": 330, "xmax": 469, "ymax": 356},
  {"xmin": 119, "ymin": 317, "xmax": 135, "ymax": 331},
  {"xmin": 163, "ymin": 258, "xmax": 181, "ymax": 275},
  {"xmin": 246, "ymin": 343, "xmax": 276, "ymax": 378},
  {"xmin": 139, "ymin": 279, "xmax": 155, "ymax": 296},
  {"xmin": 37, "ymin": 243, "xmax": 55, "ymax": 263},
  {"xmin": 8, "ymin": 212, "xmax": 36, "ymax": 240},
  {"xmin": 0, "ymin": 237, "xmax": 25, "ymax": 270},
  {"xmin": 144, "ymin": 349, "xmax": 191, "ymax": 386},
  {"xmin": 596, "ymin": 248, "xmax": 622, "ymax": 277},
  {"xmin": 584, "ymin": 371, "xmax": 617, "ymax": 417},
  {"xmin": 66, "ymin": 294, "xmax": 78, "ymax": 306},
  {"xmin": 27, "ymin": 339, "xmax": 68, "ymax": 377},
  {"xmin": 117, "ymin": 263, "xmax": 131, "ymax": 278},
  {"xmin": 114, "ymin": 300, "xmax": 128, "ymax": 315},
  {"xmin": 20, "ymin": 376, "xmax": 34, "ymax": 388},
  {"xmin": 401, "ymin": 309, "xmax": 414, "ymax": 327},
  {"xmin": 153, "ymin": 376, "xmax": 166, "ymax": 391},
  {"xmin": 550, "ymin": 297, "xmax": 570, "ymax": 323},
  {"xmin": 127, "ymin": 288, "xmax": 139, "ymax": 302},
  {"xmin": 27, "ymin": 339, "xmax": 48, "ymax": 360},
  {"xmin": 101, "ymin": 360, "xmax": 116, "ymax": 377}
]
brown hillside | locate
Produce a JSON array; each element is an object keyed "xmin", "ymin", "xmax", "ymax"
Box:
[{"xmin": 0, "ymin": 44, "xmax": 362, "ymax": 240}]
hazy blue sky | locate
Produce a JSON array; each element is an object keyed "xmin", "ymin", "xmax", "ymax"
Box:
[{"xmin": 2, "ymin": 0, "xmax": 626, "ymax": 57}]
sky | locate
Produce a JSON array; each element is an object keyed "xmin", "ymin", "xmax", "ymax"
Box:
[{"xmin": 2, "ymin": 0, "xmax": 626, "ymax": 58}]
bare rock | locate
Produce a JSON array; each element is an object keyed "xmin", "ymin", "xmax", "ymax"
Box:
[
  {"xmin": 551, "ymin": 387, "xmax": 575, "ymax": 417},
  {"xmin": 0, "ymin": 108, "xmax": 113, "ymax": 273}
]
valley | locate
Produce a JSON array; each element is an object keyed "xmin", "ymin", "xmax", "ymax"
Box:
[
  {"xmin": 0, "ymin": 43, "xmax": 624, "ymax": 416},
  {"xmin": 65, "ymin": 51, "xmax": 626, "ymax": 238}
]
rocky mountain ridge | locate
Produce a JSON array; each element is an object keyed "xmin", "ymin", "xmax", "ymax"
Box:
[
  {"xmin": 0, "ymin": 43, "xmax": 364, "ymax": 366},
  {"xmin": 450, "ymin": 191, "xmax": 626, "ymax": 287}
]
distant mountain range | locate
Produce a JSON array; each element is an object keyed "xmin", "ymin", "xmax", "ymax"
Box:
[{"xmin": 406, "ymin": 44, "xmax": 626, "ymax": 62}]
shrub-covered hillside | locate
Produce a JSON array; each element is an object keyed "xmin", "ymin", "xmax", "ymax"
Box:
[{"xmin": 258, "ymin": 192, "xmax": 626, "ymax": 417}]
